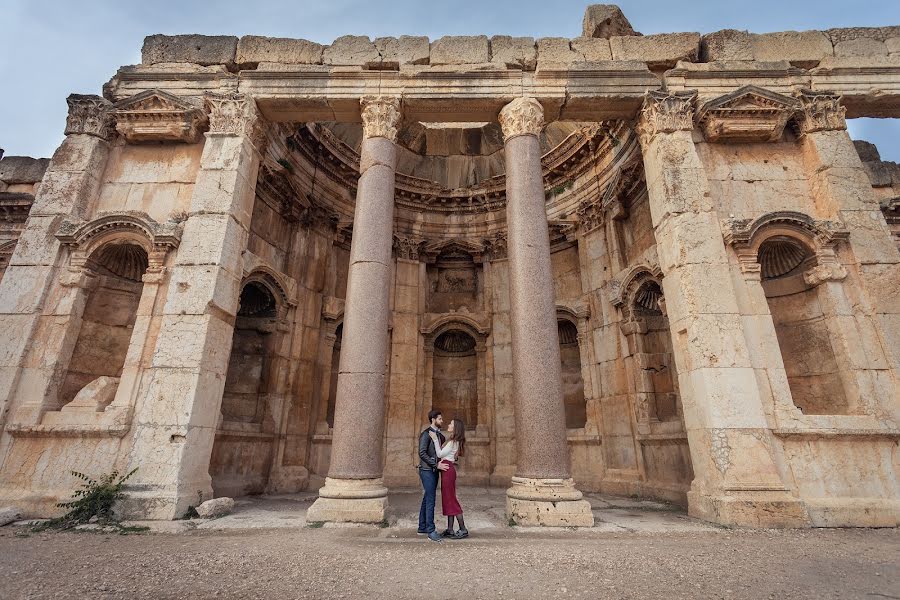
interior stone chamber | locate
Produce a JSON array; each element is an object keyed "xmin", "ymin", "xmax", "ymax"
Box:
[{"xmin": 0, "ymin": 4, "xmax": 898, "ymax": 528}]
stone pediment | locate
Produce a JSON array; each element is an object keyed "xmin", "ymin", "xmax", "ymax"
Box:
[
  {"xmin": 697, "ymin": 86, "xmax": 800, "ymax": 143},
  {"xmin": 113, "ymin": 89, "xmax": 208, "ymax": 143}
]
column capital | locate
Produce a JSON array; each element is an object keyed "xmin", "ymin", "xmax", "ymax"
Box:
[
  {"xmin": 636, "ymin": 90, "xmax": 697, "ymax": 147},
  {"xmin": 499, "ymin": 97, "xmax": 544, "ymax": 141},
  {"xmin": 794, "ymin": 89, "xmax": 846, "ymax": 134},
  {"xmin": 360, "ymin": 96, "xmax": 401, "ymax": 142},
  {"xmin": 65, "ymin": 94, "xmax": 115, "ymax": 141},
  {"xmin": 204, "ymin": 92, "xmax": 265, "ymax": 146}
]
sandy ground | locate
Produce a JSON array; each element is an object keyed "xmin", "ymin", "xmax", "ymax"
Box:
[{"xmin": 1, "ymin": 487, "xmax": 897, "ymax": 599}]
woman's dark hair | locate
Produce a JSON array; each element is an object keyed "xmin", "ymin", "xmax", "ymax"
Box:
[
  {"xmin": 450, "ymin": 418, "xmax": 466, "ymax": 457},
  {"xmin": 428, "ymin": 409, "xmax": 442, "ymax": 423}
]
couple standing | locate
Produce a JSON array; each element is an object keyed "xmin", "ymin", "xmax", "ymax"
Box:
[{"xmin": 417, "ymin": 409, "xmax": 467, "ymax": 543}]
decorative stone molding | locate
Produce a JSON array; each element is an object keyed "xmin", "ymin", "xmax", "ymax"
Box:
[
  {"xmin": 64, "ymin": 94, "xmax": 115, "ymax": 140},
  {"xmin": 242, "ymin": 252, "xmax": 298, "ymax": 308},
  {"xmin": 636, "ymin": 90, "xmax": 697, "ymax": 147},
  {"xmin": 696, "ymin": 86, "xmax": 800, "ymax": 143},
  {"xmin": 393, "ymin": 235, "xmax": 425, "ymax": 261},
  {"xmin": 420, "ymin": 311, "xmax": 491, "ymax": 338},
  {"xmin": 484, "ymin": 230, "xmax": 508, "ymax": 260},
  {"xmin": 723, "ymin": 211, "xmax": 850, "ymax": 277},
  {"xmin": 113, "ymin": 90, "xmax": 208, "ymax": 143},
  {"xmin": 576, "ymin": 159, "xmax": 642, "ymax": 232},
  {"xmin": 321, "ymin": 296, "xmax": 345, "ymax": 323},
  {"xmin": 204, "ymin": 92, "xmax": 265, "ymax": 148},
  {"xmin": 803, "ymin": 263, "xmax": 848, "ymax": 286},
  {"xmin": 256, "ymin": 162, "xmax": 307, "ymax": 223},
  {"xmin": 421, "ymin": 238, "xmax": 486, "ymax": 264},
  {"xmin": 360, "ymin": 96, "xmax": 401, "ymax": 142},
  {"xmin": 793, "ymin": 89, "xmax": 847, "ymax": 134},
  {"xmin": 498, "ymin": 97, "xmax": 545, "ymax": 141},
  {"xmin": 56, "ymin": 211, "xmax": 182, "ymax": 254},
  {"xmin": 611, "ymin": 263, "xmax": 666, "ymax": 322}
]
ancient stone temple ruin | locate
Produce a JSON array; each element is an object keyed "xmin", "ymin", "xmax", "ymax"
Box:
[{"xmin": 0, "ymin": 4, "xmax": 898, "ymax": 528}]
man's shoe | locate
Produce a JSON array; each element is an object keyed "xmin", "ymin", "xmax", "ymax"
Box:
[
  {"xmin": 427, "ymin": 531, "xmax": 443, "ymax": 543},
  {"xmin": 440, "ymin": 528, "xmax": 454, "ymax": 537},
  {"xmin": 417, "ymin": 529, "xmax": 428, "ymax": 534},
  {"xmin": 453, "ymin": 528, "xmax": 469, "ymax": 539}
]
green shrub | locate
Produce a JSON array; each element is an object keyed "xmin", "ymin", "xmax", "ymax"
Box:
[{"xmin": 33, "ymin": 468, "xmax": 140, "ymax": 532}]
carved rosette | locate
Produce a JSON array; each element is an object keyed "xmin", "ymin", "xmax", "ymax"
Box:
[
  {"xmin": 636, "ymin": 90, "xmax": 697, "ymax": 147},
  {"xmin": 498, "ymin": 97, "xmax": 545, "ymax": 141},
  {"xmin": 204, "ymin": 92, "xmax": 266, "ymax": 149},
  {"xmin": 65, "ymin": 94, "xmax": 115, "ymax": 141},
  {"xmin": 794, "ymin": 89, "xmax": 847, "ymax": 135},
  {"xmin": 360, "ymin": 96, "xmax": 401, "ymax": 142}
]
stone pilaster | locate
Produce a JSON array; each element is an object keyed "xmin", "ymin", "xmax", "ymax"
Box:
[
  {"xmin": 796, "ymin": 90, "xmax": 900, "ymax": 406},
  {"xmin": 0, "ymin": 95, "xmax": 114, "ymax": 431},
  {"xmin": 307, "ymin": 96, "xmax": 400, "ymax": 524},
  {"xmin": 499, "ymin": 97, "xmax": 593, "ymax": 527},
  {"xmin": 121, "ymin": 93, "xmax": 265, "ymax": 519},
  {"xmin": 637, "ymin": 90, "xmax": 809, "ymax": 527}
]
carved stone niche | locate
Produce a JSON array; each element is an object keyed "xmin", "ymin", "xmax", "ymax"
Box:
[
  {"xmin": 113, "ymin": 90, "xmax": 208, "ymax": 144},
  {"xmin": 697, "ymin": 86, "xmax": 800, "ymax": 143}
]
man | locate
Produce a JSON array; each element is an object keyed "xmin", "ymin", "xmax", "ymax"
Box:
[{"xmin": 418, "ymin": 409, "xmax": 449, "ymax": 543}]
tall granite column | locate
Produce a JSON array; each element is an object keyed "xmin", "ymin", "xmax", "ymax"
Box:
[
  {"xmin": 122, "ymin": 93, "xmax": 264, "ymax": 519},
  {"xmin": 307, "ymin": 96, "xmax": 401, "ymax": 523},
  {"xmin": 637, "ymin": 91, "xmax": 808, "ymax": 527},
  {"xmin": 499, "ymin": 97, "xmax": 593, "ymax": 527}
]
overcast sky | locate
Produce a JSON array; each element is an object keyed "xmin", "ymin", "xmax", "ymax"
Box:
[{"xmin": 1, "ymin": 0, "xmax": 899, "ymax": 160}]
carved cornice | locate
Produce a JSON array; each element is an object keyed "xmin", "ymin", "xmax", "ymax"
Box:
[
  {"xmin": 793, "ymin": 89, "xmax": 847, "ymax": 135},
  {"xmin": 421, "ymin": 238, "xmax": 487, "ymax": 264},
  {"xmin": 483, "ymin": 230, "xmax": 508, "ymax": 260},
  {"xmin": 636, "ymin": 90, "xmax": 697, "ymax": 147},
  {"xmin": 256, "ymin": 161, "xmax": 308, "ymax": 223},
  {"xmin": 360, "ymin": 96, "xmax": 401, "ymax": 142},
  {"xmin": 321, "ymin": 296, "xmax": 345, "ymax": 322},
  {"xmin": 576, "ymin": 158, "xmax": 642, "ymax": 233},
  {"xmin": 204, "ymin": 92, "xmax": 266, "ymax": 149},
  {"xmin": 498, "ymin": 97, "xmax": 545, "ymax": 141},
  {"xmin": 696, "ymin": 86, "xmax": 800, "ymax": 143},
  {"xmin": 113, "ymin": 89, "xmax": 208, "ymax": 143},
  {"xmin": 65, "ymin": 94, "xmax": 115, "ymax": 140},
  {"xmin": 56, "ymin": 211, "xmax": 182, "ymax": 254},
  {"xmin": 0, "ymin": 192, "xmax": 34, "ymax": 225}
]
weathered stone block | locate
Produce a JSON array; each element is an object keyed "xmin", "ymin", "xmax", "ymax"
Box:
[
  {"xmin": 323, "ymin": 35, "xmax": 380, "ymax": 66},
  {"xmin": 235, "ymin": 36, "xmax": 324, "ymax": 68},
  {"xmin": 570, "ymin": 37, "xmax": 613, "ymax": 62},
  {"xmin": 582, "ymin": 4, "xmax": 637, "ymax": 39},
  {"xmin": 195, "ymin": 497, "xmax": 234, "ymax": 518},
  {"xmin": 374, "ymin": 36, "xmax": 430, "ymax": 68},
  {"xmin": 827, "ymin": 26, "xmax": 900, "ymax": 44},
  {"xmin": 537, "ymin": 38, "xmax": 579, "ymax": 66},
  {"xmin": 834, "ymin": 37, "xmax": 888, "ymax": 57},
  {"xmin": 0, "ymin": 157, "xmax": 50, "ymax": 184},
  {"xmin": 751, "ymin": 30, "xmax": 833, "ymax": 68},
  {"xmin": 701, "ymin": 29, "xmax": 754, "ymax": 62},
  {"xmin": 142, "ymin": 35, "xmax": 238, "ymax": 68},
  {"xmin": 430, "ymin": 36, "xmax": 490, "ymax": 65},
  {"xmin": 490, "ymin": 36, "xmax": 537, "ymax": 70},
  {"xmin": 610, "ymin": 32, "xmax": 700, "ymax": 68},
  {"xmin": 0, "ymin": 506, "xmax": 21, "ymax": 526}
]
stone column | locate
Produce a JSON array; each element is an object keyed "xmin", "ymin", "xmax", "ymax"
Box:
[
  {"xmin": 0, "ymin": 95, "xmax": 113, "ymax": 429},
  {"xmin": 795, "ymin": 90, "xmax": 900, "ymax": 419},
  {"xmin": 307, "ymin": 96, "xmax": 400, "ymax": 524},
  {"xmin": 637, "ymin": 91, "xmax": 808, "ymax": 527},
  {"xmin": 499, "ymin": 97, "xmax": 593, "ymax": 527},
  {"xmin": 121, "ymin": 93, "xmax": 264, "ymax": 519}
]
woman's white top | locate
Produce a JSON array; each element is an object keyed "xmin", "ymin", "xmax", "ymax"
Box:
[{"xmin": 433, "ymin": 438, "xmax": 460, "ymax": 463}]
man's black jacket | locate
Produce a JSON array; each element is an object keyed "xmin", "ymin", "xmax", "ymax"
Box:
[{"xmin": 418, "ymin": 427, "xmax": 445, "ymax": 471}]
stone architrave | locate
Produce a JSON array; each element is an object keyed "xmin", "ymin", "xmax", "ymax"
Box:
[
  {"xmin": 637, "ymin": 90, "xmax": 810, "ymax": 528},
  {"xmin": 499, "ymin": 97, "xmax": 594, "ymax": 527},
  {"xmin": 0, "ymin": 95, "xmax": 114, "ymax": 430},
  {"xmin": 306, "ymin": 96, "xmax": 401, "ymax": 524},
  {"xmin": 120, "ymin": 92, "xmax": 265, "ymax": 520}
]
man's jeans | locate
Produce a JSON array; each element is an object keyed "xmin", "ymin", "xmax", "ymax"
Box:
[{"xmin": 418, "ymin": 468, "xmax": 439, "ymax": 533}]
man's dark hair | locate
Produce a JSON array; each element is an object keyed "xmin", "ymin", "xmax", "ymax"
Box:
[{"xmin": 428, "ymin": 409, "xmax": 442, "ymax": 423}]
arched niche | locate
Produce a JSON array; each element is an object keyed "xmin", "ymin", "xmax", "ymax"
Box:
[{"xmin": 557, "ymin": 316, "xmax": 587, "ymax": 429}]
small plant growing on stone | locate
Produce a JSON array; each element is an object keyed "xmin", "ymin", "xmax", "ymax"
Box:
[
  {"xmin": 32, "ymin": 468, "xmax": 143, "ymax": 533},
  {"xmin": 307, "ymin": 521, "xmax": 325, "ymax": 528}
]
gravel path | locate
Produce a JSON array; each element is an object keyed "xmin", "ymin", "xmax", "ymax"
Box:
[{"xmin": 1, "ymin": 525, "xmax": 898, "ymax": 599}]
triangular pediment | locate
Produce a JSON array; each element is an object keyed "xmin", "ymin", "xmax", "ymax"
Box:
[
  {"xmin": 114, "ymin": 89, "xmax": 200, "ymax": 113},
  {"xmin": 697, "ymin": 86, "xmax": 799, "ymax": 143},
  {"xmin": 700, "ymin": 85, "xmax": 800, "ymax": 113}
]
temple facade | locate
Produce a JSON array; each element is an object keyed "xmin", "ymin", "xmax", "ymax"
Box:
[{"xmin": 0, "ymin": 5, "xmax": 898, "ymax": 528}]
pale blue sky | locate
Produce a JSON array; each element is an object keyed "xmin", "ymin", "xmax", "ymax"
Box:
[{"xmin": 1, "ymin": 0, "xmax": 899, "ymax": 160}]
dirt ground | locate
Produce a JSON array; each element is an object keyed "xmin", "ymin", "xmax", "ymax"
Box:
[{"xmin": 1, "ymin": 488, "xmax": 897, "ymax": 599}]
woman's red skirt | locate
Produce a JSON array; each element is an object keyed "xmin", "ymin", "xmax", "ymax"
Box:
[{"xmin": 440, "ymin": 460, "xmax": 463, "ymax": 516}]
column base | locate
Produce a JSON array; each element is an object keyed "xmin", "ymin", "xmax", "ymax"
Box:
[
  {"xmin": 306, "ymin": 477, "xmax": 388, "ymax": 524},
  {"xmin": 687, "ymin": 490, "xmax": 811, "ymax": 528},
  {"xmin": 506, "ymin": 477, "xmax": 594, "ymax": 527}
]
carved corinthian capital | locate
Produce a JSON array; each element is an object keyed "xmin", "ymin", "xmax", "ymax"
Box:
[
  {"xmin": 360, "ymin": 96, "xmax": 401, "ymax": 142},
  {"xmin": 65, "ymin": 94, "xmax": 115, "ymax": 140},
  {"xmin": 636, "ymin": 90, "xmax": 697, "ymax": 147},
  {"xmin": 794, "ymin": 89, "xmax": 846, "ymax": 134},
  {"xmin": 204, "ymin": 92, "xmax": 265, "ymax": 147},
  {"xmin": 498, "ymin": 97, "xmax": 544, "ymax": 141}
]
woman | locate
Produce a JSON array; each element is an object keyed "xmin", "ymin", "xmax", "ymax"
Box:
[{"xmin": 429, "ymin": 418, "xmax": 467, "ymax": 539}]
